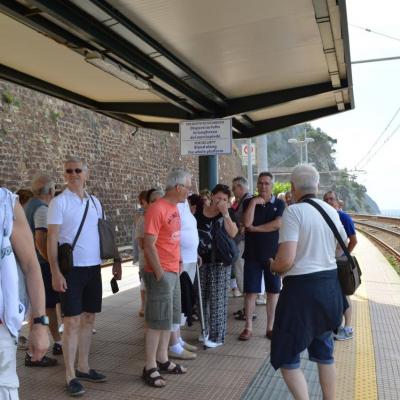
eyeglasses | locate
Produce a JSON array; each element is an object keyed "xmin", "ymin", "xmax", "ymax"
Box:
[{"xmin": 65, "ymin": 168, "xmax": 83, "ymax": 174}]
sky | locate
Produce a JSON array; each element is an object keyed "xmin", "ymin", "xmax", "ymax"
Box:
[{"xmin": 312, "ymin": 0, "xmax": 400, "ymax": 210}]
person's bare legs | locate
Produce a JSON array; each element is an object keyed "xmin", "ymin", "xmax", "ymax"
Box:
[
  {"xmin": 244, "ymin": 293, "xmax": 257, "ymax": 330},
  {"xmin": 63, "ymin": 315, "xmax": 81, "ymax": 383},
  {"xmin": 318, "ymin": 363, "xmax": 336, "ymax": 400},
  {"xmin": 281, "ymin": 368, "xmax": 310, "ymax": 400},
  {"xmin": 77, "ymin": 312, "xmax": 95, "ymax": 373},
  {"xmin": 156, "ymin": 330, "xmax": 172, "ymax": 363},
  {"xmin": 170, "ymin": 329, "xmax": 180, "ymax": 346},
  {"xmin": 266, "ymin": 293, "xmax": 279, "ymax": 332},
  {"xmin": 145, "ymin": 328, "xmax": 161, "ymax": 370},
  {"xmin": 47, "ymin": 307, "xmax": 62, "ymax": 343},
  {"xmin": 344, "ymin": 297, "xmax": 352, "ymax": 326},
  {"xmin": 139, "ymin": 289, "xmax": 145, "ymax": 315},
  {"xmin": 157, "ymin": 330, "xmax": 187, "ymax": 372},
  {"xmin": 144, "ymin": 328, "xmax": 165, "ymax": 387}
]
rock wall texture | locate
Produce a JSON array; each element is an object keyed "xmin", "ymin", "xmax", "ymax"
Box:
[{"xmin": 0, "ymin": 80, "xmax": 244, "ymax": 246}]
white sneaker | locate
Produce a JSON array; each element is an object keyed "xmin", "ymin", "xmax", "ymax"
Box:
[
  {"xmin": 198, "ymin": 333, "xmax": 208, "ymax": 343},
  {"xmin": 334, "ymin": 327, "xmax": 353, "ymax": 341},
  {"xmin": 256, "ymin": 295, "xmax": 266, "ymax": 305},
  {"xmin": 204, "ymin": 339, "xmax": 223, "ymax": 348},
  {"xmin": 58, "ymin": 324, "xmax": 64, "ymax": 334}
]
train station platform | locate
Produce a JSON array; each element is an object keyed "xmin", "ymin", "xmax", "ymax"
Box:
[{"xmin": 16, "ymin": 233, "xmax": 400, "ymax": 399}]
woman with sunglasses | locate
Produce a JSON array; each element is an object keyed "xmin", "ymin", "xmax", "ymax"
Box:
[{"xmin": 195, "ymin": 184, "xmax": 238, "ymax": 348}]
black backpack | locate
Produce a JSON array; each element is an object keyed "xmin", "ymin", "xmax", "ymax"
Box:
[{"xmin": 212, "ymin": 218, "xmax": 239, "ymax": 266}]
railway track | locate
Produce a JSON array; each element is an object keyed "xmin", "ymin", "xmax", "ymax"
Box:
[{"xmin": 351, "ymin": 214, "xmax": 400, "ymax": 262}]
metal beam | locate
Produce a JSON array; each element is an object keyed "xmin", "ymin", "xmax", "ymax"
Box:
[
  {"xmin": 0, "ymin": 64, "xmax": 147, "ymax": 129},
  {"xmin": 89, "ymin": 0, "xmax": 227, "ymax": 106},
  {"xmin": 0, "ymin": 0, "xmax": 202, "ymax": 117},
  {"xmin": 0, "ymin": 0, "xmax": 97, "ymax": 51},
  {"xmin": 337, "ymin": 0, "xmax": 355, "ymax": 109},
  {"xmin": 225, "ymin": 81, "xmax": 346, "ymax": 116},
  {"xmin": 0, "ymin": 64, "xmax": 97, "ymax": 109},
  {"xmin": 30, "ymin": 0, "xmax": 221, "ymax": 112},
  {"xmin": 142, "ymin": 122, "xmax": 179, "ymax": 133},
  {"xmin": 234, "ymin": 105, "xmax": 351, "ymax": 139},
  {"xmin": 96, "ymin": 102, "xmax": 192, "ymax": 119}
]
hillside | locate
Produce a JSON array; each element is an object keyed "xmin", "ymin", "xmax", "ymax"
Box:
[{"xmin": 238, "ymin": 124, "xmax": 380, "ymax": 213}]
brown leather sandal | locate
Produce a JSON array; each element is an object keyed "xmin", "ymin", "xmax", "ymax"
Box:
[
  {"xmin": 156, "ymin": 360, "xmax": 187, "ymax": 374},
  {"xmin": 142, "ymin": 367, "xmax": 166, "ymax": 387},
  {"xmin": 238, "ymin": 328, "xmax": 252, "ymax": 341}
]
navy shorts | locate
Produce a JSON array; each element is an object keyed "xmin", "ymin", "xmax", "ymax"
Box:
[
  {"xmin": 60, "ymin": 266, "xmax": 102, "ymax": 317},
  {"xmin": 281, "ymin": 331, "xmax": 334, "ymax": 369},
  {"xmin": 243, "ymin": 260, "xmax": 281, "ymax": 294},
  {"xmin": 40, "ymin": 261, "xmax": 60, "ymax": 309}
]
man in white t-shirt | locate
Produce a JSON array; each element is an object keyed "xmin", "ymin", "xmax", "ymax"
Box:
[
  {"xmin": 168, "ymin": 199, "xmax": 199, "ymax": 360},
  {"xmin": 47, "ymin": 158, "xmax": 122, "ymax": 397},
  {"xmin": 270, "ymin": 164, "xmax": 347, "ymax": 400}
]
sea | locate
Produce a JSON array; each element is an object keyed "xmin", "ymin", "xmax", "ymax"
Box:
[{"xmin": 380, "ymin": 209, "xmax": 400, "ymax": 218}]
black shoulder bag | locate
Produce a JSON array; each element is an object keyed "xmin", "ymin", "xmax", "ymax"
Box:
[
  {"xmin": 58, "ymin": 200, "xmax": 89, "ymax": 276},
  {"xmin": 90, "ymin": 196, "xmax": 119, "ymax": 260},
  {"xmin": 303, "ymin": 198, "xmax": 362, "ymax": 295},
  {"xmin": 211, "ymin": 217, "xmax": 239, "ymax": 266}
]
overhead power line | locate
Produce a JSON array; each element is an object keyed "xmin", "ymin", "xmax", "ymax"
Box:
[
  {"xmin": 350, "ymin": 24, "xmax": 400, "ymax": 43},
  {"xmin": 358, "ymin": 121, "xmax": 400, "ymax": 169},
  {"xmin": 355, "ymin": 105, "xmax": 400, "ymax": 169}
]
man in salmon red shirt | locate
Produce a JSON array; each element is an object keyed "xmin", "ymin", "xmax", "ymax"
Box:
[{"xmin": 142, "ymin": 169, "xmax": 192, "ymax": 388}]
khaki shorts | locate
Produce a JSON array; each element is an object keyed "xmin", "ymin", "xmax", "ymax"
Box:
[
  {"xmin": 0, "ymin": 325, "xmax": 19, "ymax": 399},
  {"xmin": 143, "ymin": 271, "xmax": 181, "ymax": 330}
]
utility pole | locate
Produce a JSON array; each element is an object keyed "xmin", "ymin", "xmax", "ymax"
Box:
[{"xmin": 247, "ymin": 138, "xmax": 253, "ymax": 193}]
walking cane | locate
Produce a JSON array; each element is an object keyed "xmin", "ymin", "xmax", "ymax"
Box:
[{"xmin": 196, "ymin": 262, "xmax": 207, "ymax": 350}]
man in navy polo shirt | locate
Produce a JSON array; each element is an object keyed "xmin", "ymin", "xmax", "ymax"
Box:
[{"xmin": 238, "ymin": 172, "xmax": 285, "ymax": 341}]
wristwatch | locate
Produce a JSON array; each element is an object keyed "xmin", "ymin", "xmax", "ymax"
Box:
[{"xmin": 33, "ymin": 315, "xmax": 49, "ymax": 326}]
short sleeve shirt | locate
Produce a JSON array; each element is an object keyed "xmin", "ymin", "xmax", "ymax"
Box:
[
  {"xmin": 144, "ymin": 198, "xmax": 181, "ymax": 273},
  {"xmin": 177, "ymin": 200, "xmax": 199, "ymax": 264},
  {"xmin": 242, "ymin": 196, "xmax": 285, "ymax": 261},
  {"xmin": 279, "ymin": 198, "xmax": 348, "ymax": 276},
  {"xmin": 48, "ymin": 189, "xmax": 102, "ymax": 267},
  {"xmin": 34, "ymin": 205, "xmax": 48, "ymax": 230},
  {"xmin": 338, "ymin": 210, "xmax": 356, "ymax": 237}
]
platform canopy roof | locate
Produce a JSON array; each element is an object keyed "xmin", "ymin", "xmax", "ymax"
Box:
[{"xmin": 0, "ymin": 0, "xmax": 354, "ymax": 138}]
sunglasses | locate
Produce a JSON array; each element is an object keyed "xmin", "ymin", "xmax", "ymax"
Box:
[{"xmin": 65, "ymin": 168, "xmax": 83, "ymax": 174}]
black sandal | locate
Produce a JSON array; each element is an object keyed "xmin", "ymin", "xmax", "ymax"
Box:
[
  {"xmin": 156, "ymin": 360, "xmax": 187, "ymax": 375},
  {"xmin": 142, "ymin": 367, "xmax": 166, "ymax": 387}
]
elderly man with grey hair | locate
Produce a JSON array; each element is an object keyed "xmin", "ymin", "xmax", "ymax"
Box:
[
  {"xmin": 24, "ymin": 174, "xmax": 61, "ymax": 367},
  {"xmin": 142, "ymin": 168, "xmax": 192, "ymax": 388},
  {"xmin": 47, "ymin": 157, "xmax": 122, "ymax": 396},
  {"xmin": 270, "ymin": 164, "xmax": 347, "ymax": 400}
]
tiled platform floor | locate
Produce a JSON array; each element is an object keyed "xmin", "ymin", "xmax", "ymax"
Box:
[{"xmin": 17, "ymin": 233, "xmax": 400, "ymax": 399}]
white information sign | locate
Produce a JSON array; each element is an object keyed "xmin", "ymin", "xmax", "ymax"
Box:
[
  {"xmin": 241, "ymin": 143, "xmax": 256, "ymax": 165},
  {"xmin": 180, "ymin": 118, "xmax": 232, "ymax": 156}
]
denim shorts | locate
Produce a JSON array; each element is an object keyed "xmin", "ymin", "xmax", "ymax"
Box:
[
  {"xmin": 281, "ymin": 331, "xmax": 335, "ymax": 369},
  {"xmin": 243, "ymin": 260, "xmax": 281, "ymax": 294},
  {"xmin": 143, "ymin": 271, "xmax": 181, "ymax": 330}
]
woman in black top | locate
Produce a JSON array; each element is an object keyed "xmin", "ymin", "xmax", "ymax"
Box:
[{"xmin": 195, "ymin": 184, "xmax": 238, "ymax": 347}]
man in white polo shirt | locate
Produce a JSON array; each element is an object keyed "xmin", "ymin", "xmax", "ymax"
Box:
[{"xmin": 47, "ymin": 157, "xmax": 121, "ymax": 397}]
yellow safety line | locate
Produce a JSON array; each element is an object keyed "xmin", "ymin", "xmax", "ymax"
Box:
[{"xmin": 354, "ymin": 285, "xmax": 378, "ymax": 400}]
